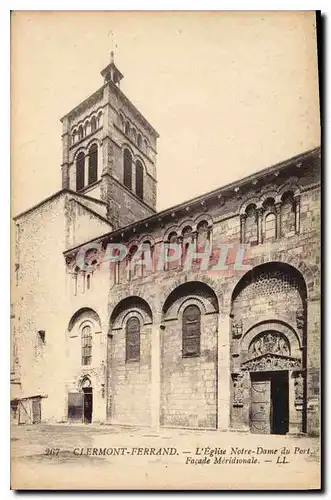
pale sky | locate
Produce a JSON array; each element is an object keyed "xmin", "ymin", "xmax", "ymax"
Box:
[{"xmin": 11, "ymin": 11, "xmax": 320, "ymax": 216}]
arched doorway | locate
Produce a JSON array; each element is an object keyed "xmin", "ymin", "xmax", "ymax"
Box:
[
  {"xmin": 66, "ymin": 308, "xmax": 101, "ymax": 424},
  {"xmin": 67, "ymin": 376, "xmax": 93, "ymax": 424},
  {"xmin": 81, "ymin": 377, "xmax": 93, "ymax": 424},
  {"xmin": 230, "ymin": 262, "xmax": 307, "ymax": 435}
]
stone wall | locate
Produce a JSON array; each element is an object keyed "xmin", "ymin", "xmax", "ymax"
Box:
[
  {"xmin": 108, "ymin": 324, "xmax": 152, "ymax": 426},
  {"xmin": 160, "ymin": 312, "xmax": 218, "ymax": 429}
]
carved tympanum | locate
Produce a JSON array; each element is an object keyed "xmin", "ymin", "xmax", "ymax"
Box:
[{"xmin": 249, "ymin": 331, "xmax": 290, "ymax": 358}]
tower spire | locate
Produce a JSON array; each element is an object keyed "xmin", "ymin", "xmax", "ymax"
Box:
[{"xmin": 101, "ymin": 51, "xmax": 123, "ymax": 87}]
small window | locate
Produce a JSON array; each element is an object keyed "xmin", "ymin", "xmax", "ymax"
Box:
[
  {"xmin": 182, "ymin": 305, "xmax": 201, "ymax": 357},
  {"xmin": 166, "ymin": 232, "xmax": 179, "ymax": 270},
  {"xmin": 86, "ymin": 274, "xmax": 91, "ymax": 290},
  {"xmin": 78, "ymin": 125, "xmax": 84, "ymax": 141},
  {"xmin": 76, "ymin": 152, "xmax": 85, "ymax": 191},
  {"xmin": 91, "ymin": 116, "xmax": 97, "ymax": 132},
  {"xmin": 97, "ymin": 112, "xmax": 102, "ymax": 128},
  {"xmin": 127, "ymin": 245, "xmax": 138, "ymax": 280},
  {"xmin": 137, "ymin": 134, "xmax": 142, "ymax": 148},
  {"xmin": 123, "ymin": 149, "xmax": 132, "ymax": 190},
  {"xmin": 265, "ymin": 213, "xmax": 276, "ymax": 241},
  {"xmin": 126, "ymin": 317, "xmax": 140, "ymax": 362},
  {"xmin": 81, "ymin": 325, "xmax": 92, "ymax": 366},
  {"xmin": 197, "ymin": 220, "xmax": 209, "ymax": 251},
  {"xmin": 125, "ymin": 121, "xmax": 130, "ymax": 136}
]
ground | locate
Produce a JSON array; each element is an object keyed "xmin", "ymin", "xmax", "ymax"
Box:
[{"xmin": 11, "ymin": 424, "xmax": 320, "ymax": 490}]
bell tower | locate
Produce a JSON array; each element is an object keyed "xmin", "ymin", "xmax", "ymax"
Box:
[{"xmin": 60, "ymin": 53, "xmax": 159, "ymax": 229}]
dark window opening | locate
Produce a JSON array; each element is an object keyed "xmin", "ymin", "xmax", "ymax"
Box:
[
  {"xmin": 126, "ymin": 317, "xmax": 140, "ymax": 362},
  {"xmin": 81, "ymin": 325, "xmax": 92, "ymax": 365},
  {"xmin": 123, "ymin": 149, "xmax": 132, "ymax": 190},
  {"xmin": 182, "ymin": 305, "xmax": 201, "ymax": 357},
  {"xmin": 136, "ymin": 160, "xmax": 144, "ymax": 200},
  {"xmin": 88, "ymin": 144, "xmax": 98, "ymax": 185},
  {"xmin": 91, "ymin": 116, "xmax": 97, "ymax": 132},
  {"xmin": 76, "ymin": 152, "xmax": 85, "ymax": 191}
]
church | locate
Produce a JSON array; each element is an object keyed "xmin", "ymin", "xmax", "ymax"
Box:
[{"xmin": 11, "ymin": 55, "xmax": 321, "ymax": 436}]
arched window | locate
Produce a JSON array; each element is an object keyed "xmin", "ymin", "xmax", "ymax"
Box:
[
  {"xmin": 197, "ymin": 220, "xmax": 209, "ymax": 251},
  {"xmin": 137, "ymin": 134, "xmax": 142, "ymax": 149},
  {"xmin": 91, "ymin": 116, "xmax": 97, "ymax": 133},
  {"xmin": 76, "ymin": 152, "xmax": 85, "ymax": 191},
  {"xmin": 125, "ymin": 121, "xmax": 130, "ymax": 136},
  {"xmin": 264, "ymin": 213, "xmax": 276, "ymax": 241},
  {"xmin": 78, "ymin": 125, "xmax": 84, "ymax": 141},
  {"xmin": 84, "ymin": 122, "xmax": 89, "ymax": 136},
  {"xmin": 141, "ymin": 240, "xmax": 153, "ymax": 277},
  {"xmin": 132, "ymin": 128, "xmax": 137, "ymax": 143},
  {"xmin": 97, "ymin": 111, "xmax": 102, "ymax": 128},
  {"xmin": 86, "ymin": 274, "xmax": 91, "ymax": 290},
  {"xmin": 167, "ymin": 232, "xmax": 179, "ymax": 271},
  {"xmin": 135, "ymin": 160, "xmax": 144, "ymax": 200},
  {"xmin": 245, "ymin": 204, "xmax": 258, "ymax": 245},
  {"xmin": 123, "ymin": 149, "xmax": 132, "ymax": 190},
  {"xmin": 127, "ymin": 244, "xmax": 138, "ymax": 280},
  {"xmin": 144, "ymin": 139, "xmax": 149, "ymax": 154},
  {"xmin": 281, "ymin": 191, "xmax": 296, "ymax": 237},
  {"xmin": 182, "ymin": 305, "xmax": 201, "ymax": 357},
  {"xmin": 88, "ymin": 144, "xmax": 98, "ymax": 185},
  {"xmin": 126, "ymin": 317, "xmax": 140, "ymax": 362},
  {"xmin": 72, "ymin": 130, "xmax": 77, "ymax": 144},
  {"xmin": 81, "ymin": 325, "xmax": 92, "ymax": 365}
]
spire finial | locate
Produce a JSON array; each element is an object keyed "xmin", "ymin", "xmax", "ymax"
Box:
[{"xmin": 110, "ymin": 50, "xmax": 114, "ymax": 64}]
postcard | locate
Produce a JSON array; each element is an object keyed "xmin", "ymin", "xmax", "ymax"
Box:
[{"xmin": 11, "ymin": 10, "xmax": 321, "ymax": 490}]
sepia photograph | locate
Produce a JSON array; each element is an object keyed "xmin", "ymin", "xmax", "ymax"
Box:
[{"xmin": 10, "ymin": 10, "xmax": 321, "ymax": 490}]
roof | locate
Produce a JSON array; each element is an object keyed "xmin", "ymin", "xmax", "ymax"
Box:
[
  {"xmin": 63, "ymin": 146, "xmax": 321, "ymax": 255},
  {"xmin": 13, "ymin": 189, "xmax": 108, "ymax": 221}
]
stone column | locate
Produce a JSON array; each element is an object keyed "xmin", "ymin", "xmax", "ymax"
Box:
[
  {"xmin": 217, "ymin": 314, "xmax": 231, "ymax": 430},
  {"xmin": 240, "ymin": 214, "xmax": 246, "ymax": 244},
  {"xmin": 294, "ymin": 195, "xmax": 301, "ymax": 234},
  {"xmin": 84, "ymin": 152, "xmax": 89, "ymax": 186},
  {"xmin": 257, "ymin": 207, "xmax": 263, "ymax": 245},
  {"xmin": 275, "ymin": 202, "xmax": 282, "ymax": 239},
  {"xmin": 241, "ymin": 370, "xmax": 251, "ymax": 431},
  {"xmin": 61, "ymin": 116, "xmax": 70, "ymax": 189},
  {"xmin": 151, "ymin": 314, "xmax": 162, "ymax": 431},
  {"xmin": 288, "ymin": 370, "xmax": 303, "ymax": 435}
]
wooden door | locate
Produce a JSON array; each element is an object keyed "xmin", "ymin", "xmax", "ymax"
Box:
[
  {"xmin": 32, "ymin": 398, "xmax": 41, "ymax": 424},
  {"xmin": 250, "ymin": 378, "xmax": 271, "ymax": 434}
]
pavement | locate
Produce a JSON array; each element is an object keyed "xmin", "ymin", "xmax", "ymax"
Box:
[{"xmin": 11, "ymin": 424, "xmax": 321, "ymax": 490}]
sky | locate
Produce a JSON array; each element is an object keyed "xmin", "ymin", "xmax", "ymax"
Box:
[{"xmin": 11, "ymin": 11, "xmax": 320, "ymax": 216}]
